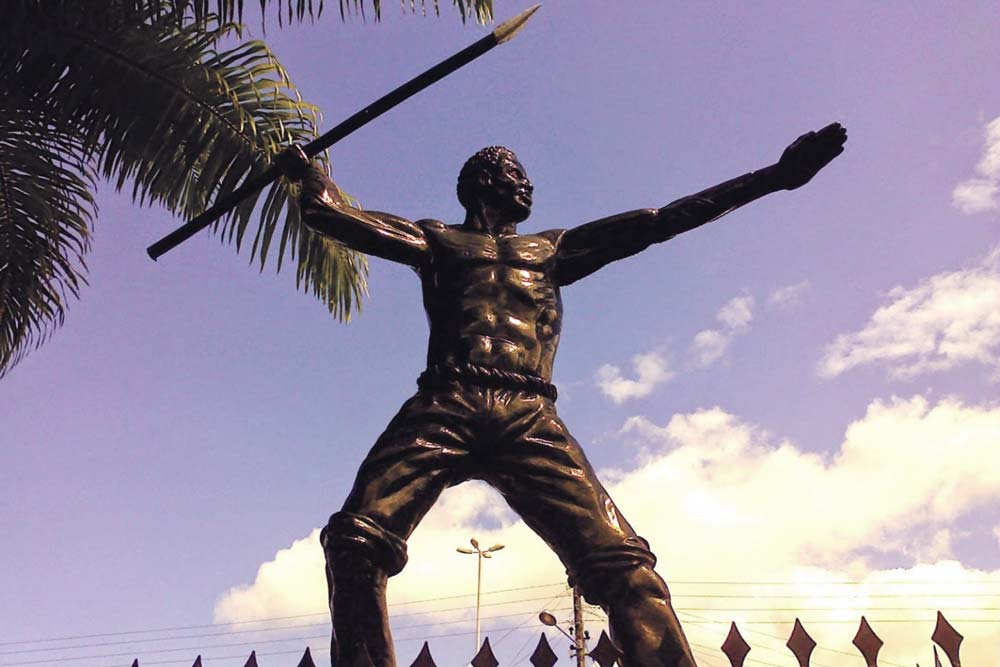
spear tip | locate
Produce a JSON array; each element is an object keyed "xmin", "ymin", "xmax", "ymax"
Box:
[{"xmin": 493, "ymin": 4, "xmax": 541, "ymax": 44}]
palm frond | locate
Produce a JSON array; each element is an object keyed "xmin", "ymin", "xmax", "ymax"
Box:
[
  {"xmin": 0, "ymin": 105, "xmax": 96, "ymax": 377},
  {"xmin": 1, "ymin": 0, "xmax": 487, "ymax": 375},
  {"xmin": 338, "ymin": 0, "xmax": 492, "ymax": 23},
  {"xmin": 11, "ymin": 6, "xmax": 367, "ymax": 321}
]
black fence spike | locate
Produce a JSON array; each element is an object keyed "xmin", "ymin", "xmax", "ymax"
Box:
[
  {"xmin": 721, "ymin": 622, "xmax": 751, "ymax": 667},
  {"xmin": 296, "ymin": 647, "xmax": 317, "ymax": 667},
  {"xmin": 589, "ymin": 630, "xmax": 624, "ymax": 667},
  {"xmin": 931, "ymin": 612, "xmax": 962, "ymax": 667},
  {"xmin": 408, "ymin": 641, "xmax": 438, "ymax": 667},
  {"xmin": 470, "ymin": 637, "xmax": 499, "ymax": 667},
  {"xmin": 786, "ymin": 619, "xmax": 816, "ymax": 667},
  {"xmin": 529, "ymin": 634, "xmax": 558, "ymax": 667}
]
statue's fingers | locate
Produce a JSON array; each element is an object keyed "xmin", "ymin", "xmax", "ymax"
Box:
[{"xmin": 819, "ymin": 123, "xmax": 848, "ymax": 147}]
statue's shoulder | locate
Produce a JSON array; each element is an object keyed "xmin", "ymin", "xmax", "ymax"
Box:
[
  {"xmin": 534, "ymin": 228, "xmax": 566, "ymax": 246},
  {"xmin": 414, "ymin": 218, "xmax": 449, "ymax": 232}
]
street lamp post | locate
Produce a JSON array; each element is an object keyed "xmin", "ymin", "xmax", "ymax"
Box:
[{"xmin": 457, "ymin": 538, "xmax": 505, "ymax": 652}]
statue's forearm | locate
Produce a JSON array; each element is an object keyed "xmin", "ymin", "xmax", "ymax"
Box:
[
  {"xmin": 298, "ymin": 166, "xmax": 429, "ymax": 266},
  {"xmin": 651, "ymin": 163, "xmax": 783, "ymax": 239}
]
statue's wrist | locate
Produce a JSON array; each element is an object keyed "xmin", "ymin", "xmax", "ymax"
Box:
[{"xmin": 762, "ymin": 163, "xmax": 791, "ymax": 191}]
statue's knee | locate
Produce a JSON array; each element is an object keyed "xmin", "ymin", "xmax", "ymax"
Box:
[
  {"xmin": 320, "ymin": 511, "xmax": 408, "ymax": 577},
  {"xmin": 569, "ymin": 537, "xmax": 665, "ymax": 606}
]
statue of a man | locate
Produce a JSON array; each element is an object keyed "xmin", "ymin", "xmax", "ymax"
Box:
[{"xmin": 281, "ymin": 122, "xmax": 846, "ymax": 667}]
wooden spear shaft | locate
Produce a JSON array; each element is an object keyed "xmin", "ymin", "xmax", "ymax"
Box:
[{"xmin": 147, "ymin": 4, "xmax": 541, "ymax": 260}]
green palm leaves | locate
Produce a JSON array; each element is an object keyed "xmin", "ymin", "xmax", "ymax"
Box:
[{"xmin": 0, "ymin": 0, "xmax": 491, "ymax": 377}]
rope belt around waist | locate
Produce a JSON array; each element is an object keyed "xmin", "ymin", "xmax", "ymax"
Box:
[{"xmin": 417, "ymin": 363, "xmax": 558, "ymax": 401}]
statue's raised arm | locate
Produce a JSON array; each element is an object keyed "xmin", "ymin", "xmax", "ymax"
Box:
[
  {"xmin": 279, "ymin": 146, "xmax": 430, "ymax": 267},
  {"xmin": 553, "ymin": 122, "xmax": 847, "ymax": 286}
]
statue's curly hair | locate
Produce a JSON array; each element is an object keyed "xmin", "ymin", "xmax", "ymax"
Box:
[{"xmin": 456, "ymin": 146, "xmax": 517, "ymax": 209}]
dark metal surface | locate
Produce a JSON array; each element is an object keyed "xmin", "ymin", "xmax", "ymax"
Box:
[
  {"xmin": 529, "ymin": 635, "xmax": 558, "ymax": 667},
  {"xmin": 408, "ymin": 643, "xmax": 437, "ymax": 667},
  {"xmin": 296, "ymin": 647, "xmax": 317, "ymax": 667},
  {"xmin": 293, "ymin": 125, "xmax": 846, "ymax": 667},
  {"xmin": 243, "ymin": 651, "xmax": 259, "ymax": 667},
  {"xmin": 932, "ymin": 611, "xmax": 963, "ymax": 667},
  {"xmin": 720, "ymin": 622, "xmax": 751, "ymax": 667},
  {"xmin": 786, "ymin": 619, "xmax": 816, "ymax": 667},
  {"xmin": 588, "ymin": 630, "xmax": 623, "ymax": 667},
  {"xmin": 852, "ymin": 616, "xmax": 882, "ymax": 667},
  {"xmin": 470, "ymin": 638, "xmax": 500, "ymax": 667}
]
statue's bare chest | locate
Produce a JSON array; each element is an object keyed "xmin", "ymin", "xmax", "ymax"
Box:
[{"xmin": 424, "ymin": 226, "xmax": 558, "ymax": 271}]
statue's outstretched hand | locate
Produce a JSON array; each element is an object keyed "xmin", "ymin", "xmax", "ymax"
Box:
[{"xmin": 775, "ymin": 122, "xmax": 847, "ymax": 190}]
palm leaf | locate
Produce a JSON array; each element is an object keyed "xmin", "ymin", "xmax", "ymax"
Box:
[
  {"xmin": 1, "ymin": 0, "xmax": 491, "ymax": 375},
  {"xmin": 0, "ymin": 104, "xmax": 96, "ymax": 376}
]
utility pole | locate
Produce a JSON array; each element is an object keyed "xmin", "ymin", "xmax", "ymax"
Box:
[
  {"xmin": 539, "ymin": 588, "xmax": 589, "ymax": 666},
  {"xmin": 572, "ymin": 585, "xmax": 587, "ymax": 667},
  {"xmin": 457, "ymin": 538, "xmax": 505, "ymax": 653}
]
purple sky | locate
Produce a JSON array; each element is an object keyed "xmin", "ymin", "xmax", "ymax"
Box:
[{"xmin": 3, "ymin": 3, "xmax": 999, "ymax": 667}]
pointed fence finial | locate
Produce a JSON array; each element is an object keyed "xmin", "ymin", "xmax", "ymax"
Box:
[
  {"xmin": 243, "ymin": 651, "xmax": 258, "ymax": 667},
  {"xmin": 931, "ymin": 612, "xmax": 962, "ymax": 667},
  {"xmin": 852, "ymin": 616, "xmax": 883, "ymax": 667},
  {"xmin": 786, "ymin": 619, "xmax": 816, "ymax": 667},
  {"xmin": 130, "ymin": 660, "xmax": 139, "ymax": 667},
  {"xmin": 721, "ymin": 622, "xmax": 751, "ymax": 667},
  {"xmin": 933, "ymin": 645, "xmax": 943, "ymax": 667},
  {"xmin": 589, "ymin": 630, "xmax": 624, "ymax": 667},
  {"xmin": 408, "ymin": 642, "xmax": 438, "ymax": 667},
  {"xmin": 296, "ymin": 647, "xmax": 317, "ymax": 667},
  {"xmin": 470, "ymin": 637, "xmax": 499, "ymax": 667},
  {"xmin": 529, "ymin": 634, "xmax": 558, "ymax": 667},
  {"xmin": 191, "ymin": 656, "xmax": 202, "ymax": 667}
]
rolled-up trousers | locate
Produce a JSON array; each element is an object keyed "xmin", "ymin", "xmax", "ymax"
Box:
[{"xmin": 320, "ymin": 382, "xmax": 696, "ymax": 667}]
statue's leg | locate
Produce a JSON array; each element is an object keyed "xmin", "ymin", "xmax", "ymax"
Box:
[
  {"xmin": 485, "ymin": 393, "xmax": 697, "ymax": 667},
  {"xmin": 322, "ymin": 390, "xmax": 473, "ymax": 667}
]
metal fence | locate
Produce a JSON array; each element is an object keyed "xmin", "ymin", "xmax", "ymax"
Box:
[{"xmin": 127, "ymin": 611, "xmax": 965, "ymax": 667}]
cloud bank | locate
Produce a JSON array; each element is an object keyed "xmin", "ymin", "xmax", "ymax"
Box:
[
  {"xmin": 215, "ymin": 395, "xmax": 1000, "ymax": 666},
  {"xmin": 819, "ymin": 247, "xmax": 1000, "ymax": 379}
]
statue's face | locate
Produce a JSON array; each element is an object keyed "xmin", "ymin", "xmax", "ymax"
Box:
[{"xmin": 485, "ymin": 155, "xmax": 533, "ymax": 223}]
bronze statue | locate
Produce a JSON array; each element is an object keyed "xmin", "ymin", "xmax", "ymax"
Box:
[{"xmin": 279, "ymin": 122, "xmax": 847, "ymax": 667}]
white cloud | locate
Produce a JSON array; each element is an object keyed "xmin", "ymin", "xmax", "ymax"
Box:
[
  {"xmin": 215, "ymin": 395, "xmax": 1000, "ymax": 666},
  {"xmin": 768, "ymin": 280, "xmax": 810, "ymax": 309},
  {"xmin": 819, "ymin": 248, "xmax": 1000, "ymax": 379},
  {"xmin": 953, "ymin": 179, "xmax": 998, "ymax": 214},
  {"xmin": 953, "ymin": 116, "xmax": 1000, "ymax": 215},
  {"xmin": 690, "ymin": 295, "xmax": 755, "ymax": 368},
  {"xmin": 595, "ymin": 351, "xmax": 673, "ymax": 404}
]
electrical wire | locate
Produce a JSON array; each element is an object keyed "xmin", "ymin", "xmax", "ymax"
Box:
[{"xmin": 0, "ymin": 583, "xmax": 568, "ymax": 648}]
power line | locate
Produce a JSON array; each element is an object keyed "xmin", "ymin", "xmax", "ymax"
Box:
[
  {"xmin": 0, "ymin": 605, "xmax": 577, "ymax": 659},
  {"xmin": 5, "ymin": 579, "xmax": 996, "ymax": 659},
  {"xmin": 84, "ymin": 624, "xmax": 538, "ymax": 667},
  {"xmin": 0, "ymin": 605, "xmax": 579, "ymax": 667},
  {"xmin": 0, "ymin": 583, "xmax": 567, "ymax": 648}
]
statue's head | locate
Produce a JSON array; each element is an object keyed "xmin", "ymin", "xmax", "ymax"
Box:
[{"xmin": 457, "ymin": 146, "xmax": 533, "ymax": 224}]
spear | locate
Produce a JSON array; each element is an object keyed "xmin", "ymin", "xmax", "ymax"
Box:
[{"xmin": 146, "ymin": 4, "xmax": 541, "ymax": 260}]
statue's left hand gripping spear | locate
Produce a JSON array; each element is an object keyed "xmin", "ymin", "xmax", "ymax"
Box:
[{"xmin": 146, "ymin": 4, "xmax": 540, "ymax": 260}]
